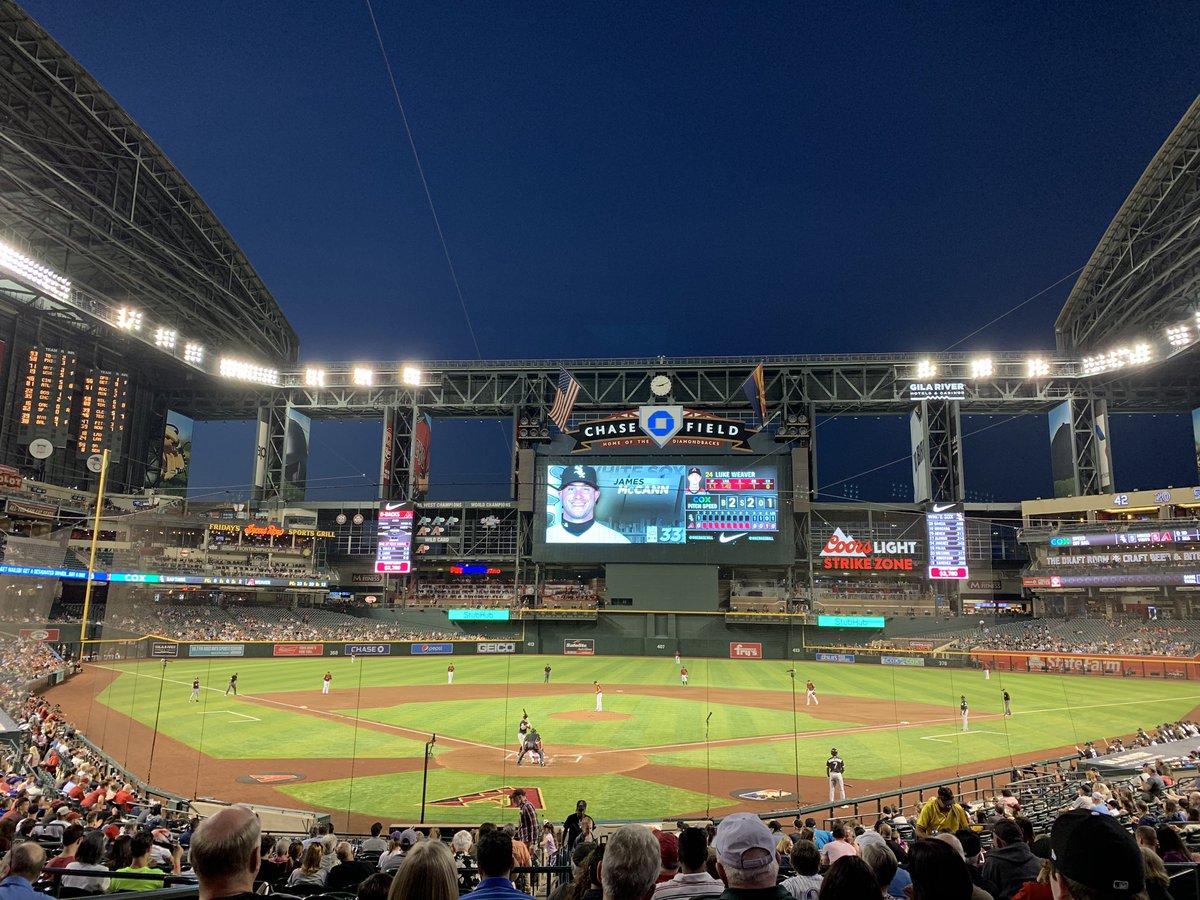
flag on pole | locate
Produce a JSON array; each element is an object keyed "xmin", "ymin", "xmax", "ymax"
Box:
[
  {"xmin": 549, "ymin": 368, "xmax": 581, "ymax": 431},
  {"xmin": 741, "ymin": 364, "xmax": 767, "ymax": 426}
]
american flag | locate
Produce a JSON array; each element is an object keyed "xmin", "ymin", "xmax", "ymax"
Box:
[{"xmin": 549, "ymin": 368, "xmax": 581, "ymax": 431}]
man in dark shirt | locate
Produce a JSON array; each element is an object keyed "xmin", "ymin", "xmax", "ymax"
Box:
[
  {"xmin": 326, "ymin": 842, "xmax": 375, "ymax": 893},
  {"xmin": 564, "ymin": 799, "xmax": 590, "ymax": 848}
]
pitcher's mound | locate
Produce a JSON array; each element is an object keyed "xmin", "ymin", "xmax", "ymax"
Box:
[{"xmin": 551, "ymin": 710, "xmax": 631, "ymax": 722}]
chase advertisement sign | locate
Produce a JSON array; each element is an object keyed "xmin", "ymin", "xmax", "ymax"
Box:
[{"xmin": 569, "ymin": 408, "xmax": 753, "ymax": 453}]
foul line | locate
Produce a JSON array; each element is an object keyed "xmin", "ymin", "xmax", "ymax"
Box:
[
  {"xmin": 921, "ymin": 730, "xmax": 1004, "ymax": 743},
  {"xmin": 199, "ymin": 710, "xmax": 261, "ymax": 723}
]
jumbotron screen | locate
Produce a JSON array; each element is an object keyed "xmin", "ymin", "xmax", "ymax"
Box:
[{"xmin": 536, "ymin": 458, "xmax": 790, "ymax": 564}]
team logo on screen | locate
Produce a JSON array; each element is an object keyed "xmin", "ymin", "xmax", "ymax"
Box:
[{"xmin": 638, "ymin": 406, "xmax": 684, "ymax": 448}]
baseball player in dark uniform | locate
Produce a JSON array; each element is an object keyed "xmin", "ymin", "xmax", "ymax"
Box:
[
  {"xmin": 827, "ymin": 748, "xmax": 846, "ymax": 802},
  {"xmin": 517, "ymin": 727, "xmax": 546, "ymax": 766},
  {"xmin": 1002, "ymin": 690, "xmax": 1012, "ymax": 717},
  {"xmin": 190, "ymin": 679, "xmax": 200, "ymax": 703},
  {"xmin": 960, "ymin": 695, "xmax": 969, "ymax": 732},
  {"xmin": 225, "ymin": 673, "xmax": 238, "ymax": 696}
]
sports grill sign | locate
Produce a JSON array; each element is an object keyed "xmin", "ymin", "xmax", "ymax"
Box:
[
  {"xmin": 150, "ymin": 642, "xmax": 179, "ymax": 658},
  {"xmin": 729, "ymin": 642, "xmax": 762, "ymax": 659},
  {"xmin": 568, "ymin": 408, "xmax": 753, "ymax": 453},
  {"xmin": 819, "ymin": 527, "xmax": 918, "ymax": 571}
]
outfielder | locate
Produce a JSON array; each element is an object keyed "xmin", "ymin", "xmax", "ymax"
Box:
[
  {"xmin": 960, "ymin": 695, "xmax": 969, "ymax": 732},
  {"xmin": 190, "ymin": 679, "xmax": 200, "ymax": 703}
]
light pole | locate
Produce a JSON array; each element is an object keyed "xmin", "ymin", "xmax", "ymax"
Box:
[{"xmin": 788, "ymin": 669, "xmax": 800, "ymax": 805}]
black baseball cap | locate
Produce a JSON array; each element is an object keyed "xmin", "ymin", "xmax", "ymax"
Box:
[
  {"xmin": 1051, "ymin": 810, "xmax": 1144, "ymax": 896},
  {"xmin": 560, "ymin": 465, "xmax": 599, "ymax": 489},
  {"xmin": 687, "ymin": 466, "xmax": 702, "ymax": 475}
]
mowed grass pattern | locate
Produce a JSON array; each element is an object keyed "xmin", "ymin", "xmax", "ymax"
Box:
[
  {"xmin": 88, "ymin": 654, "xmax": 1200, "ymax": 819},
  {"xmin": 275, "ymin": 770, "xmax": 722, "ymax": 826}
]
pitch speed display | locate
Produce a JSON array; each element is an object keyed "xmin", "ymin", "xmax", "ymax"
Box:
[{"xmin": 537, "ymin": 458, "xmax": 789, "ymax": 564}]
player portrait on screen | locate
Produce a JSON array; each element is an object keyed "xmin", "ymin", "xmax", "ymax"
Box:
[
  {"xmin": 686, "ymin": 466, "xmax": 703, "ymax": 494},
  {"xmin": 546, "ymin": 464, "xmax": 631, "ymax": 544}
]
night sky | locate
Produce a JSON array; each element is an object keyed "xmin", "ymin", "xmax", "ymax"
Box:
[{"xmin": 17, "ymin": 2, "xmax": 1200, "ymax": 503}]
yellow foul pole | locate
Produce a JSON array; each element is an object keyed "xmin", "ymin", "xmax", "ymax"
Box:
[{"xmin": 79, "ymin": 448, "xmax": 110, "ymax": 658}]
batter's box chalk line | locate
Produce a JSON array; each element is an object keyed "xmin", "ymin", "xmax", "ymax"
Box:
[
  {"xmin": 920, "ymin": 730, "xmax": 1003, "ymax": 743},
  {"xmin": 199, "ymin": 710, "xmax": 261, "ymax": 722}
]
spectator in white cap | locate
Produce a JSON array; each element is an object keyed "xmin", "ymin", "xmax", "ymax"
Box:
[
  {"xmin": 712, "ymin": 814, "xmax": 789, "ymax": 900},
  {"xmin": 1050, "ymin": 809, "xmax": 1145, "ymax": 899},
  {"xmin": 600, "ymin": 824, "xmax": 661, "ymax": 900}
]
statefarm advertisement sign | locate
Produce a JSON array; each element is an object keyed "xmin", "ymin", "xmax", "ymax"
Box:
[{"xmin": 820, "ymin": 528, "xmax": 918, "ymax": 571}]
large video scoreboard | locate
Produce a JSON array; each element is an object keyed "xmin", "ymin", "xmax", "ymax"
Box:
[{"xmin": 536, "ymin": 456, "xmax": 790, "ymax": 564}]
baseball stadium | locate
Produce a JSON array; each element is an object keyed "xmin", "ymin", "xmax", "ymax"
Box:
[{"xmin": 3, "ymin": 2, "xmax": 1200, "ymax": 898}]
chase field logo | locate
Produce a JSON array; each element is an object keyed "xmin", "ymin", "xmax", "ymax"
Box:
[
  {"xmin": 638, "ymin": 406, "xmax": 683, "ymax": 448},
  {"xmin": 570, "ymin": 408, "xmax": 752, "ymax": 453}
]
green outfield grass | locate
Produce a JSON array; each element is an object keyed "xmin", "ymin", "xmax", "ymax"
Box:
[{"xmin": 86, "ymin": 655, "xmax": 1200, "ymax": 822}]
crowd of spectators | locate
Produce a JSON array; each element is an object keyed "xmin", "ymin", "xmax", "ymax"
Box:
[{"xmin": 967, "ymin": 618, "xmax": 1200, "ymax": 657}]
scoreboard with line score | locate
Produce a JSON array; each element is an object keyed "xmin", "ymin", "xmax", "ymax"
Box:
[
  {"xmin": 374, "ymin": 503, "xmax": 413, "ymax": 573},
  {"xmin": 926, "ymin": 503, "xmax": 969, "ymax": 579}
]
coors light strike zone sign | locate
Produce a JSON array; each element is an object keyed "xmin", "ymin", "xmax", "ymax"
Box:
[{"xmin": 819, "ymin": 527, "xmax": 917, "ymax": 571}]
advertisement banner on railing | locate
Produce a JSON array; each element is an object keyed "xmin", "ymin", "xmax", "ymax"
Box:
[
  {"xmin": 345, "ymin": 643, "xmax": 391, "ymax": 657},
  {"xmin": 19, "ymin": 628, "xmax": 59, "ymax": 641},
  {"xmin": 881, "ymin": 655, "xmax": 925, "ymax": 667},
  {"xmin": 410, "ymin": 643, "xmax": 453, "ymax": 656},
  {"xmin": 476, "ymin": 642, "xmax": 517, "ymax": 654},
  {"xmin": 729, "ymin": 642, "xmax": 763, "ymax": 659},
  {"xmin": 189, "ymin": 644, "xmax": 245, "ymax": 658},
  {"xmin": 815, "ymin": 652, "xmax": 855, "ymax": 664},
  {"xmin": 150, "ymin": 642, "xmax": 178, "ymax": 658},
  {"xmin": 564, "ymin": 639, "xmax": 595, "ymax": 656},
  {"xmin": 274, "ymin": 644, "xmax": 324, "ymax": 657}
]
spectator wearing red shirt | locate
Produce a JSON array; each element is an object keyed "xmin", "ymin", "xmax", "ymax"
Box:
[{"xmin": 112, "ymin": 783, "xmax": 137, "ymax": 812}]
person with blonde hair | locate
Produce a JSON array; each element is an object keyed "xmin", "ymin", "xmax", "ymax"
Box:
[
  {"xmin": 386, "ymin": 839, "xmax": 458, "ymax": 900},
  {"xmin": 286, "ymin": 843, "xmax": 327, "ymax": 889}
]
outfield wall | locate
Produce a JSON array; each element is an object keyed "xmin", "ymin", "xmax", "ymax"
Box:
[{"xmin": 970, "ymin": 650, "xmax": 1200, "ymax": 679}]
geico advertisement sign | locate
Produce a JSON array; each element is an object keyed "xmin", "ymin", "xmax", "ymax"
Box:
[
  {"xmin": 477, "ymin": 642, "xmax": 517, "ymax": 654},
  {"xmin": 729, "ymin": 642, "xmax": 763, "ymax": 659},
  {"xmin": 819, "ymin": 527, "xmax": 917, "ymax": 571}
]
